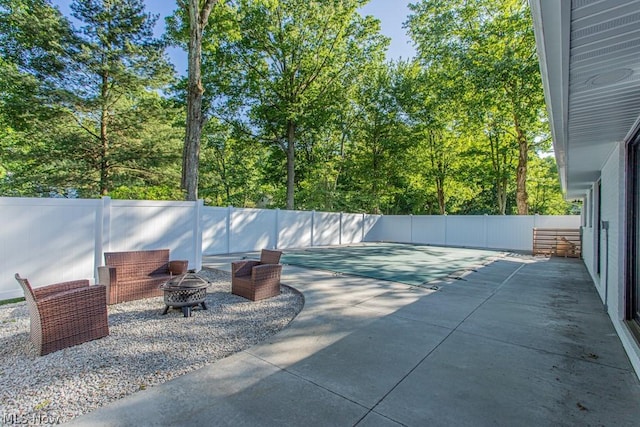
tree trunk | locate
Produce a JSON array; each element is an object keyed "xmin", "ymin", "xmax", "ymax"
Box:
[
  {"xmin": 497, "ymin": 177, "xmax": 508, "ymax": 215},
  {"xmin": 99, "ymin": 70, "xmax": 109, "ymax": 196},
  {"xmin": 436, "ymin": 177, "xmax": 445, "ymax": 215},
  {"xmin": 181, "ymin": 0, "xmax": 218, "ymax": 201},
  {"xmin": 514, "ymin": 114, "xmax": 529, "ymax": 215},
  {"xmin": 286, "ymin": 120, "xmax": 296, "ymax": 210},
  {"xmin": 427, "ymin": 130, "xmax": 447, "ymax": 215}
]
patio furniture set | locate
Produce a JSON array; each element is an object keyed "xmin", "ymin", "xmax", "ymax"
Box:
[{"xmin": 14, "ymin": 248, "xmax": 283, "ymax": 356}]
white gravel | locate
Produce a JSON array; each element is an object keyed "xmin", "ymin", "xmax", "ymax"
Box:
[{"xmin": 0, "ymin": 268, "xmax": 304, "ymax": 424}]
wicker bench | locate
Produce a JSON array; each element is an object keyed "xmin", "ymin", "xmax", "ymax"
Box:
[{"xmin": 98, "ymin": 249, "xmax": 188, "ymax": 304}]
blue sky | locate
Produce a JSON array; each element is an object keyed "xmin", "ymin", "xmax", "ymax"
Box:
[{"xmin": 51, "ymin": 0, "xmax": 416, "ymax": 74}]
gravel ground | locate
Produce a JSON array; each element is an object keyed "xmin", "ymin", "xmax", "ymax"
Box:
[{"xmin": 0, "ymin": 269, "xmax": 304, "ymax": 424}]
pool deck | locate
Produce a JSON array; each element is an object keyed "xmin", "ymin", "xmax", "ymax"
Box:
[{"xmin": 68, "ymin": 253, "xmax": 640, "ymax": 426}]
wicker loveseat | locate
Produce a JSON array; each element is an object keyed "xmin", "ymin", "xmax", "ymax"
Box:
[
  {"xmin": 98, "ymin": 249, "xmax": 188, "ymax": 304},
  {"xmin": 231, "ymin": 249, "xmax": 283, "ymax": 301},
  {"xmin": 14, "ymin": 274, "xmax": 109, "ymax": 355}
]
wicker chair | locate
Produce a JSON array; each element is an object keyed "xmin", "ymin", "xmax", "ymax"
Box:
[
  {"xmin": 231, "ymin": 249, "xmax": 283, "ymax": 301},
  {"xmin": 14, "ymin": 274, "xmax": 109, "ymax": 356}
]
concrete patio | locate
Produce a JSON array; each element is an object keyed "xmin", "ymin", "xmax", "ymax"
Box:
[{"xmin": 68, "ymin": 253, "xmax": 640, "ymax": 426}]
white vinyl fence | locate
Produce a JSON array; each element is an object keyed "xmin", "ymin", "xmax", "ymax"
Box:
[
  {"xmin": 0, "ymin": 196, "xmax": 580, "ymax": 300},
  {"xmin": 366, "ymin": 214, "xmax": 581, "ymax": 251},
  {"xmin": 201, "ymin": 207, "xmax": 379, "ymax": 254},
  {"xmin": 0, "ymin": 197, "xmax": 202, "ymax": 300}
]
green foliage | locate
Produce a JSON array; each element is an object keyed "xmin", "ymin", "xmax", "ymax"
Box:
[
  {"xmin": 0, "ymin": 297, "xmax": 25, "ymax": 306},
  {"xmin": 198, "ymin": 119, "xmax": 268, "ymax": 207},
  {"xmin": 109, "ymin": 185, "xmax": 184, "ymax": 201},
  {"xmin": 405, "ymin": 0, "xmax": 564, "ymax": 215},
  {"xmin": 0, "ymin": 0, "xmax": 182, "ymax": 198},
  {"xmin": 0, "ymin": 0, "xmax": 572, "ymax": 215},
  {"xmin": 192, "ymin": 0, "xmax": 389, "ymax": 209}
]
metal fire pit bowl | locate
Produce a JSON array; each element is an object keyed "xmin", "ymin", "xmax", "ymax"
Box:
[{"xmin": 160, "ymin": 273, "xmax": 210, "ymax": 317}]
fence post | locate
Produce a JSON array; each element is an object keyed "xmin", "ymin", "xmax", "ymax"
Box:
[
  {"xmin": 193, "ymin": 199, "xmax": 203, "ymax": 271},
  {"xmin": 361, "ymin": 213, "xmax": 365, "ymax": 243},
  {"xmin": 339, "ymin": 212, "xmax": 343, "ymax": 245},
  {"xmin": 444, "ymin": 213, "xmax": 448, "ymax": 246},
  {"xmin": 94, "ymin": 197, "xmax": 110, "ymax": 281},
  {"xmin": 226, "ymin": 206, "xmax": 232, "ymax": 254},
  {"xmin": 410, "ymin": 214, "xmax": 414, "ymax": 244},
  {"xmin": 275, "ymin": 208, "xmax": 280, "ymax": 249},
  {"xmin": 311, "ymin": 210, "xmax": 315, "ymax": 247},
  {"xmin": 484, "ymin": 214, "xmax": 489, "ymax": 249}
]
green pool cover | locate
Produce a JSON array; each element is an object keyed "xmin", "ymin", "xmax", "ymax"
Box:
[{"xmin": 281, "ymin": 243, "xmax": 503, "ymax": 286}]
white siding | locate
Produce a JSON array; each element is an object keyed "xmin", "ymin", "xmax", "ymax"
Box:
[
  {"xmin": 579, "ymin": 143, "xmax": 640, "ymax": 378},
  {"xmin": 599, "ymin": 146, "xmax": 622, "ymax": 316}
]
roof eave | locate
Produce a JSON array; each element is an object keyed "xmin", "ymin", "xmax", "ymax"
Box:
[{"xmin": 530, "ymin": 0, "xmax": 573, "ymax": 196}]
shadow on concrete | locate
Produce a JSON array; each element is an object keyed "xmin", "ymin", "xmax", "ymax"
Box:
[{"xmin": 67, "ymin": 254, "xmax": 640, "ymax": 427}]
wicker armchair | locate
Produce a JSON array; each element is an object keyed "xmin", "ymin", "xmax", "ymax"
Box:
[
  {"xmin": 14, "ymin": 274, "xmax": 109, "ymax": 356},
  {"xmin": 231, "ymin": 249, "xmax": 283, "ymax": 301}
]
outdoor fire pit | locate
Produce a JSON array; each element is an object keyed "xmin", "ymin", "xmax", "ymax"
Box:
[{"xmin": 160, "ymin": 273, "xmax": 210, "ymax": 317}]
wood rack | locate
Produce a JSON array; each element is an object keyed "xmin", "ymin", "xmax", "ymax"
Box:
[{"xmin": 533, "ymin": 228, "xmax": 581, "ymax": 258}]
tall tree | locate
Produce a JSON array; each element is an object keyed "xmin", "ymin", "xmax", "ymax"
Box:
[
  {"xmin": 407, "ymin": 0, "xmax": 545, "ymax": 215},
  {"xmin": 395, "ymin": 61, "xmax": 464, "ymax": 215},
  {"xmin": 203, "ymin": 0, "xmax": 387, "ymax": 209},
  {"xmin": 0, "ymin": 0, "xmax": 76, "ymax": 195},
  {"xmin": 178, "ymin": 0, "xmax": 219, "ymax": 201},
  {"xmin": 63, "ymin": 0, "xmax": 176, "ymax": 195},
  {"xmin": 345, "ymin": 61, "xmax": 408, "ymax": 214}
]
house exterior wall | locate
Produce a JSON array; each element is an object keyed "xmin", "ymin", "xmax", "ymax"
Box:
[
  {"xmin": 601, "ymin": 145, "xmax": 621, "ymax": 315},
  {"xmin": 582, "ymin": 144, "xmax": 625, "ymax": 313},
  {"xmin": 581, "ymin": 143, "xmax": 640, "ymax": 377},
  {"xmin": 581, "ymin": 190, "xmax": 596, "ymax": 293}
]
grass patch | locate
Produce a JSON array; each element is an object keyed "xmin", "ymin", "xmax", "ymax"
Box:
[{"xmin": 0, "ymin": 297, "xmax": 25, "ymax": 306}]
